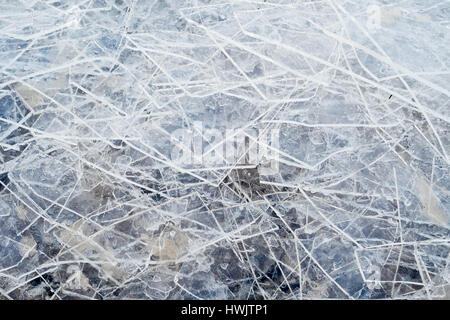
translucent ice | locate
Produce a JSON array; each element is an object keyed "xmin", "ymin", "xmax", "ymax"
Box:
[{"xmin": 0, "ymin": 0, "xmax": 449, "ymax": 300}]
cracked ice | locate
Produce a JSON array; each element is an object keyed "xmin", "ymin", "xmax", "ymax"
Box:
[{"xmin": 0, "ymin": 0, "xmax": 449, "ymax": 300}]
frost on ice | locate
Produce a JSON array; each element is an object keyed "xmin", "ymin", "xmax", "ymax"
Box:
[{"xmin": 0, "ymin": 0, "xmax": 449, "ymax": 299}]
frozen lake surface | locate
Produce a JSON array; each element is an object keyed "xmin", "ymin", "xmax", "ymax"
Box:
[{"xmin": 0, "ymin": 0, "xmax": 449, "ymax": 299}]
